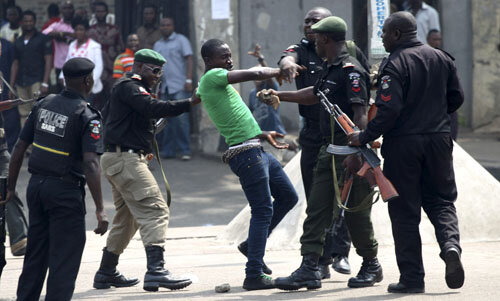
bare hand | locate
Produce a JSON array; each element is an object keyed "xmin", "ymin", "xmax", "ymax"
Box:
[
  {"xmin": 94, "ymin": 209, "xmax": 109, "ymax": 235},
  {"xmin": 347, "ymin": 131, "xmax": 362, "ymax": 146},
  {"xmin": 260, "ymin": 131, "xmax": 289, "ymax": 149},
  {"xmin": 280, "ymin": 61, "xmax": 306, "ymax": 84},
  {"xmin": 40, "ymin": 86, "xmax": 49, "ymax": 96},
  {"xmin": 247, "ymin": 44, "xmax": 263, "ymax": 59},
  {"xmin": 0, "ymin": 189, "xmax": 14, "ymax": 205},
  {"xmin": 190, "ymin": 88, "xmax": 201, "ymax": 106},
  {"xmin": 343, "ymin": 154, "xmax": 363, "ymax": 174},
  {"xmin": 256, "ymin": 89, "xmax": 280, "ymax": 109},
  {"xmin": 184, "ymin": 81, "xmax": 193, "ymax": 92}
]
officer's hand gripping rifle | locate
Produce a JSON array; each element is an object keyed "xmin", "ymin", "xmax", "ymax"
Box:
[{"xmin": 317, "ymin": 90, "xmax": 399, "ymax": 202}]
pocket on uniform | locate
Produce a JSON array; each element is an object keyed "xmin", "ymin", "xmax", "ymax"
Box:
[
  {"xmin": 132, "ymin": 185, "xmax": 161, "ymax": 201},
  {"xmin": 105, "ymin": 160, "xmax": 124, "ymax": 176}
]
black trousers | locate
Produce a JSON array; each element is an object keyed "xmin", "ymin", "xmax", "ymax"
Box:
[
  {"xmin": 299, "ymin": 125, "xmax": 351, "ymax": 261},
  {"xmin": 17, "ymin": 175, "xmax": 86, "ymax": 301},
  {"xmin": 382, "ymin": 133, "xmax": 460, "ymax": 287}
]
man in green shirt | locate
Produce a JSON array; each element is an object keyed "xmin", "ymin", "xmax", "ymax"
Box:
[{"xmin": 196, "ymin": 39, "xmax": 299, "ymax": 291}]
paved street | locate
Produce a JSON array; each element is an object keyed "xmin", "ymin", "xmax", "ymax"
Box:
[{"xmin": 1, "ymin": 131, "xmax": 499, "ymax": 300}]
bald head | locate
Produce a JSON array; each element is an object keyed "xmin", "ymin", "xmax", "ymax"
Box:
[
  {"xmin": 386, "ymin": 11, "xmax": 417, "ymax": 33},
  {"xmin": 307, "ymin": 7, "xmax": 332, "ymax": 19},
  {"xmin": 303, "ymin": 7, "xmax": 333, "ymax": 42}
]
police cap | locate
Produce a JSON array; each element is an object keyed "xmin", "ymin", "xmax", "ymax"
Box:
[
  {"xmin": 311, "ymin": 16, "xmax": 347, "ymax": 41},
  {"xmin": 62, "ymin": 57, "xmax": 95, "ymax": 78},
  {"xmin": 134, "ymin": 49, "xmax": 166, "ymax": 66}
]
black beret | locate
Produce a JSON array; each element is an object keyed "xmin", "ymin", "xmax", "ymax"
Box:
[
  {"xmin": 62, "ymin": 57, "xmax": 95, "ymax": 78},
  {"xmin": 134, "ymin": 49, "xmax": 166, "ymax": 66},
  {"xmin": 312, "ymin": 16, "xmax": 347, "ymax": 41}
]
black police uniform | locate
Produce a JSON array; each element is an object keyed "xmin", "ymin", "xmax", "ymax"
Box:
[
  {"xmin": 280, "ymin": 39, "xmax": 370, "ymax": 265},
  {"xmin": 300, "ymin": 49, "xmax": 378, "ymax": 262},
  {"xmin": 359, "ymin": 39, "xmax": 464, "ymax": 288},
  {"xmin": 16, "ymin": 90, "xmax": 103, "ymax": 301},
  {"xmin": 103, "ymin": 73, "xmax": 191, "ymax": 153}
]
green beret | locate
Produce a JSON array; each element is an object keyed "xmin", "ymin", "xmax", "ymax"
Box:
[
  {"xmin": 62, "ymin": 57, "xmax": 95, "ymax": 78},
  {"xmin": 134, "ymin": 49, "xmax": 166, "ymax": 66},
  {"xmin": 311, "ymin": 16, "xmax": 347, "ymax": 41}
]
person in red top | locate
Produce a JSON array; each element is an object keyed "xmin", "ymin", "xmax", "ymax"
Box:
[
  {"xmin": 113, "ymin": 34, "xmax": 139, "ymax": 79},
  {"xmin": 42, "ymin": 3, "xmax": 61, "ymax": 31}
]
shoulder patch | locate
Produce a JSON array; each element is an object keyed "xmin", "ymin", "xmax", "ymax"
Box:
[
  {"xmin": 380, "ymin": 75, "xmax": 391, "ymax": 90},
  {"xmin": 89, "ymin": 119, "xmax": 102, "ymax": 140}
]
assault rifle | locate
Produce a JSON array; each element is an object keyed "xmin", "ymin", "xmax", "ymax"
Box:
[
  {"xmin": 317, "ymin": 90, "xmax": 399, "ymax": 202},
  {"xmin": 0, "ymin": 97, "xmax": 38, "ymax": 113}
]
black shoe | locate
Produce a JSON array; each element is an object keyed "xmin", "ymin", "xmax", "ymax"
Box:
[
  {"xmin": 319, "ymin": 264, "xmax": 331, "ymax": 279},
  {"xmin": 387, "ymin": 282, "xmax": 425, "ymax": 293},
  {"xmin": 93, "ymin": 248, "xmax": 140, "ymax": 289},
  {"xmin": 332, "ymin": 255, "xmax": 351, "ymax": 275},
  {"xmin": 243, "ymin": 274, "xmax": 275, "ymax": 291},
  {"xmin": 238, "ymin": 241, "xmax": 272, "ymax": 275},
  {"xmin": 143, "ymin": 246, "xmax": 192, "ymax": 291},
  {"xmin": 275, "ymin": 254, "xmax": 322, "ymax": 291},
  {"xmin": 347, "ymin": 257, "xmax": 383, "ymax": 288},
  {"xmin": 444, "ymin": 247, "xmax": 464, "ymax": 289}
]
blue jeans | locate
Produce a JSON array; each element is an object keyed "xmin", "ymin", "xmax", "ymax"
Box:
[
  {"xmin": 159, "ymin": 90, "xmax": 191, "ymax": 157},
  {"xmin": 228, "ymin": 147, "xmax": 298, "ymax": 277}
]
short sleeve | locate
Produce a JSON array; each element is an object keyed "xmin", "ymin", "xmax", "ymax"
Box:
[
  {"xmin": 19, "ymin": 104, "xmax": 39, "ymax": 144},
  {"xmin": 344, "ymin": 67, "xmax": 368, "ymax": 106},
  {"xmin": 81, "ymin": 111, "xmax": 104, "ymax": 154},
  {"xmin": 43, "ymin": 34, "xmax": 52, "ymax": 56},
  {"xmin": 180, "ymin": 36, "xmax": 193, "ymax": 57},
  {"xmin": 207, "ymin": 68, "xmax": 229, "ymax": 87}
]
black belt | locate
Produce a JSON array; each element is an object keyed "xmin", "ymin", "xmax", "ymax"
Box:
[
  {"xmin": 105, "ymin": 144, "xmax": 146, "ymax": 154},
  {"xmin": 32, "ymin": 173, "xmax": 84, "ymax": 186}
]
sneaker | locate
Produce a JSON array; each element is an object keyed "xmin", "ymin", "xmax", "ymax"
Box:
[
  {"xmin": 243, "ymin": 274, "xmax": 275, "ymax": 291},
  {"xmin": 181, "ymin": 155, "xmax": 191, "ymax": 161}
]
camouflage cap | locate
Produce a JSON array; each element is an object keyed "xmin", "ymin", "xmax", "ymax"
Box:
[
  {"xmin": 311, "ymin": 16, "xmax": 347, "ymax": 41},
  {"xmin": 134, "ymin": 49, "xmax": 166, "ymax": 66}
]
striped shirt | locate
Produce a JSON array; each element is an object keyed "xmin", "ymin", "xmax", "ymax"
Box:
[{"xmin": 113, "ymin": 48, "xmax": 135, "ymax": 78}]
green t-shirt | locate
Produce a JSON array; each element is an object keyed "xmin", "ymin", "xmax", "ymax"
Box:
[{"xmin": 197, "ymin": 68, "xmax": 262, "ymax": 146}]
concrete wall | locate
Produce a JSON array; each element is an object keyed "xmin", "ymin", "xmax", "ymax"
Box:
[
  {"xmin": 470, "ymin": 0, "xmax": 500, "ymax": 132},
  {"xmin": 238, "ymin": 0, "xmax": 353, "ymax": 133},
  {"xmin": 441, "ymin": 0, "xmax": 473, "ymax": 128},
  {"xmin": 191, "ymin": 0, "xmax": 240, "ymax": 154}
]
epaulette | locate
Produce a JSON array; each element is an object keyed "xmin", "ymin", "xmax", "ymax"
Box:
[
  {"xmin": 342, "ymin": 62, "xmax": 355, "ymax": 69},
  {"xmin": 284, "ymin": 44, "xmax": 299, "ymax": 53},
  {"xmin": 87, "ymin": 103, "xmax": 102, "ymax": 118},
  {"xmin": 131, "ymin": 73, "xmax": 142, "ymax": 81}
]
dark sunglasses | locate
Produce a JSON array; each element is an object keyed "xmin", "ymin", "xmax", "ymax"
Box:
[{"xmin": 143, "ymin": 64, "xmax": 163, "ymax": 75}]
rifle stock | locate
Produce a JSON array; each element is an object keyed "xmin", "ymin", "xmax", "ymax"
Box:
[{"xmin": 357, "ymin": 162, "xmax": 398, "ymax": 202}]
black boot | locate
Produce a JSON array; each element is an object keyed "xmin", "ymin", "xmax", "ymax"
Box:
[
  {"xmin": 93, "ymin": 248, "xmax": 140, "ymax": 289},
  {"xmin": 275, "ymin": 254, "xmax": 322, "ymax": 291},
  {"xmin": 387, "ymin": 282, "xmax": 425, "ymax": 293},
  {"xmin": 318, "ymin": 264, "xmax": 331, "ymax": 279},
  {"xmin": 238, "ymin": 240, "xmax": 272, "ymax": 275},
  {"xmin": 143, "ymin": 246, "xmax": 192, "ymax": 291},
  {"xmin": 347, "ymin": 257, "xmax": 383, "ymax": 288}
]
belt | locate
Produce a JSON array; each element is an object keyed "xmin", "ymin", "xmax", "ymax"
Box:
[
  {"xmin": 32, "ymin": 173, "xmax": 84, "ymax": 186},
  {"xmin": 229, "ymin": 138, "xmax": 260, "ymax": 149},
  {"xmin": 105, "ymin": 144, "xmax": 146, "ymax": 155}
]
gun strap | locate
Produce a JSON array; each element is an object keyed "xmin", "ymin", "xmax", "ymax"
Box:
[
  {"xmin": 153, "ymin": 135, "xmax": 172, "ymax": 207},
  {"xmin": 330, "ymin": 116, "xmax": 378, "ymax": 213}
]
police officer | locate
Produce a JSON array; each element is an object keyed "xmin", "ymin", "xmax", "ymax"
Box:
[
  {"xmin": 348, "ymin": 11, "xmax": 465, "ymax": 293},
  {"xmin": 3, "ymin": 57, "xmax": 109, "ymax": 301},
  {"xmin": 268, "ymin": 16, "xmax": 382, "ymax": 291},
  {"xmin": 279, "ymin": 7, "xmax": 371, "ymax": 278},
  {"xmin": 93, "ymin": 49, "xmax": 199, "ymax": 292}
]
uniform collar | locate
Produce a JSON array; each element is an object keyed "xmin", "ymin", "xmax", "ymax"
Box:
[
  {"xmin": 61, "ymin": 89, "xmax": 85, "ymax": 100},
  {"xmin": 391, "ymin": 37, "xmax": 423, "ymax": 54},
  {"xmin": 327, "ymin": 46, "xmax": 350, "ymax": 68}
]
